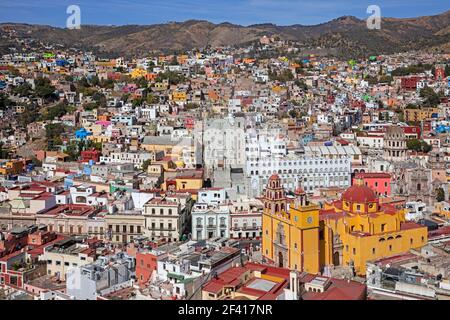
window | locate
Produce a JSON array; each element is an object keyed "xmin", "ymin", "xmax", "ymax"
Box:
[
  {"xmin": 381, "ymin": 224, "xmax": 386, "ymax": 232},
  {"xmin": 55, "ymin": 261, "xmax": 61, "ymax": 266},
  {"xmin": 352, "ymin": 248, "xmax": 356, "ymax": 255},
  {"xmin": 372, "ymin": 248, "xmax": 375, "ymax": 255}
]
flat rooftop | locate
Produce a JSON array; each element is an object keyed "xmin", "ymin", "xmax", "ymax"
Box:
[{"xmin": 246, "ymin": 278, "xmax": 277, "ymax": 292}]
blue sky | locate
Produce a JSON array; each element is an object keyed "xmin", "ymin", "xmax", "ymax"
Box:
[{"xmin": 0, "ymin": 0, "xmax": 448, "ymax": 26}]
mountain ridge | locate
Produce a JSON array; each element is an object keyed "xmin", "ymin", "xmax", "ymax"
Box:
[{"xmin": 1, "ymin": 10, "xmax": 449, "ymax": 59}]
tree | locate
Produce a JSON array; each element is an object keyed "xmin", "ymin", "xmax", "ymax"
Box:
[
  {"xmin": 184, "ymin": 103, "xmax": 200, "ymax": 111},
  {"xmin": 406, "ymin": 139, "xmax": 432, "ymax": 153},
  {"xmin": 100, "ymin": 79, "xmax": 115, "ymax": 90},
  {"xmin": 44, "ymin": 102, "xmax": 73, "ymax": 120},
  {"xmin": 18, "ymin": 104, "xmax": 40, "ymax": 127},
  {"xmin": 170, "ymin": 56, "xmax": 179, "ymax": 65},
  {"xmin": 30, "ymin": 157, "xmax": 42, "ymax": 167},
  {"xmin": 12, "ymin": 82, "xmax": 32, "ymax": 97},
  {"xmin": 435, "ymin": 187, "xmax": 445, "ymax": 202},
  {"xmin": 132, "ymin": 98, "xmax": 144, "ymax": 107},
  {"xmin": 146, "ymin": 94, "xmax": 159, "ymax": 104},
  {"xmin": 0, "ymin": 142, "xmax": 10, "ymax": 159},
  {"xmin": 155, "ymin": 71, "xmax": 186, "ymax": 85},
  {"xmin": 34, "ymin": 77, "xmax": 56, "ymax": 99},
  {"xmin": 65, "ymin": 141, "xmax": 80, "ymax": 161},
  {"xmin": 420, "ymin": 87, "xmax": 440, "ymax": 107},
  {"xmin": 135, "ymin": 77, "xmax": 148, "ymax": 88},
  {"xmin": 46, "ymin": 123, "xmax": 65, "ymax": 150},
  {"xmin": 294, "ymin": 79, "xmax": 308, "ymax": 91},
  {"xmin": 90, "ymin": 75, "xmax": 100, "ymax": 87},
  {"xmin": 391, "ymin": 63, "xmax": 432, "ymax": 77},
  {"xmin": 0, "ymin": 92, "xmax": 11, "ymax": 110},
  {"xmin": 77, "ymin": 77, "xmax": 90, "ymax": 88},
  {"xmin": 142, "ymin": 159, "xmax": 151, "ymax": 171}
]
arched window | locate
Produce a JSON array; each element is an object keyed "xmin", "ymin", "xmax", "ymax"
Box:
[{"xmin": 76, "ymin": 196, "xmax": 86, "ymax": 203}]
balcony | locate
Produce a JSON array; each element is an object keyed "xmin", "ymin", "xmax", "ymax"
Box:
[
  {"xmin": 232, "ymin": 226, "xmax": 260, "ymax": 231},
  {"xmin": 207, "ymin": 225, "xmax": 216, "ymax": 229},
  {"xmin": 196, "ymin": 225, "xmax": 203, "ymax": 228},
  {"xmin": 149, "ymin": 227, "xmax": 176, "ymax": 232}
]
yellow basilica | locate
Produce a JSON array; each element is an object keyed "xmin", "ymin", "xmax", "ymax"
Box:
[{"xmin": 262, "ymin": 175, "xmax": 428, "ymax": 275}]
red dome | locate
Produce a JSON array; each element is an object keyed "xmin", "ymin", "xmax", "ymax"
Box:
[
  {"xmin": 269, "ymin": 174, "xmax": 280, "ymax": 181},
  {"xmin": 342, "ymin": 185, "xmax": 377, "ymax": 203}
]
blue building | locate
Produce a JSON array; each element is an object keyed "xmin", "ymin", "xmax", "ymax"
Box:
[{"xmin": 75, "ymin": 128, "xmax": 93, "ymax": 140}]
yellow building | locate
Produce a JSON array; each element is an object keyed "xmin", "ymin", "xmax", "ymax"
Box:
[
  {"xmin": 262, "ymin": 175, "xmax": 320, "ymax": 274},
  {"xmin": 262, "ymin": 176, "xmax": 428, "ymax": 276},
  {"xmin": 162, "ymin": 170, "xmax": 203, "ymax": 197},
  {"xmin": 130, "ymin": 68, "xmax": 147, "ymax": 79},
  {"xmin": 404, "ymin": 108, "xmax": 440, "ymax": 122},
  {"xmin": 0, "ymin": 160, "xmax": 24, "ymax": 175},
  {"xmin": 319, "ymin": 179, "xmax": 428, "ymax": 275},
  {"xmin": 434, "ymin": 201, "xmax": 450, "ymax": 219},
  {"xmin": 171, "ymin": 91, "xmax": 187, "ymax": 103}
]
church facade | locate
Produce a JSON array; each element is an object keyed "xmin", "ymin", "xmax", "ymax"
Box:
[{"xmin": 262, "ymin": 174, "xmax": 320, "ymax": 274}]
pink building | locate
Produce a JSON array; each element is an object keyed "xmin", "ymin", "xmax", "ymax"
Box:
[{"xmin": 353, "ymin": 173, "xmax": 391, "ymax": 197}]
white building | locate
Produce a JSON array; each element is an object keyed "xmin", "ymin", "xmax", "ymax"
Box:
[
  {"xmin": 191, "ymin": 203, "xmax": 230, "ymax": 240},
  {"xmin": 248, "ymin": 155, "xmax": 352, "ymax": 197},
  {"xmin": 195, "ymin": 116, "xmax": 246, "ymax": 176},
  {"xmin": 229, "ymin": 199, "xmax": 263, "ymax": 239},
  {"xmin": 99, "ymin": 151, "xmax": 154, "ymax": 168},
  {"xmin": 143, "ymin": 196, "xmax": 186, "ymax": 242},
  {"xmin": 197, "ymin": 188, "xmax": 227, "ymax": 205}
]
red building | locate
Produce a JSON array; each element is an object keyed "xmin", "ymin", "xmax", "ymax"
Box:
[
  {"xmin": 435, "ymin": 65, "xmax": 446, "ymax": 81},
  {"xmin": 402, "ymin": 125, "xmax": 421, "ymax": 139},
  {"xmin": 80, "ymin": 149, "xmax": 100, "ymax": 163},
  {"xmin": 135, "ymin": 250, "xmax": 168, "ymax": 286},
  {"xmin": 184, "ymin": 117, "xmax": 195, "ymax": 130},
  {"xmin": 353, "ymin": 173, "xmax": 391, "ymax": 197},
  {"xmin": 401, "ymin": 77, "xmax": 421, "ymax": 91}
]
